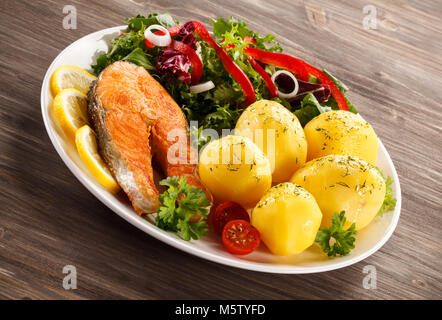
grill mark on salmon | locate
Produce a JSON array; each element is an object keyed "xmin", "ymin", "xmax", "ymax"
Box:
[{"xmin": 88, "ymin": 61, "xmax": 208, "ymax": 214}]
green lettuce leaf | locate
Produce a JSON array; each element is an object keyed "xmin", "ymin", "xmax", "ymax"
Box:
[
  {"xmin": 91, "ymin": 29, "xmax": 147, "ymax": 74},
  {"xmin": 321, "ymin": 69, "xmax": 358, "ymax": 114},
  {"xmin": 123, "ymin": 48, "xmax": 154, "ymax": 70}
]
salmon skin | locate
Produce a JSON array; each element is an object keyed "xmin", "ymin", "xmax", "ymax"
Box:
[{"xmin": 87, "ymin": 61, "xmax": 207, "ymax": 215}]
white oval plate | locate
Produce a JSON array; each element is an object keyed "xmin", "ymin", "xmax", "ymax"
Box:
[{"xmin": 41, "ymin": 26, "xmax": 401, "ymax": 274}]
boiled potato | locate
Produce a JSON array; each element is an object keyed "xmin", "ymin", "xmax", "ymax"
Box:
[
  {"xmin": 252, "ymin": 182, "xmax": 322, "ymax": 256},
  {"xmin": 290, "ymin": 155, "xmax": 385, "ymax": 230},
  {"xmin": 235, "ymin": 100, "xmax": 307, "ymax": 183},
  {"xmin": 198, "ymin": 135, "xmax": 271, "ymax": 209},
  {"xmin": 304, "ymin": 110, "xmax": 379, "ymax": 165}
]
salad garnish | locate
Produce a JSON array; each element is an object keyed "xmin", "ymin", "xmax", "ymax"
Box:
[
  {"xmin": 92, "ymin": 13, "xmax": 359, "ymax": 151},
  {"xmin": 144, "ymin": 24, "xmax": 173, "ymax": 47},
  {"xmin": 248, "ymin": 57, "xmax": 278, "ymax": 98},
  {"xmin": 191, "ymin": 20, "xmax": 256, "ymax": 106},
  {"xmin": 156, "ymin": 47, "xmax": 192, "ymax": 84},
  {"xmin": 275, "ymin": 74, "xmax": 330, "ymax": 105},
  {"xmin": 271, "ymin": 69, "xmax": 300, "ymax": 99},
  {"xmin": 243, "ymin": 47, "xmax": 309, "ymax": 81}
]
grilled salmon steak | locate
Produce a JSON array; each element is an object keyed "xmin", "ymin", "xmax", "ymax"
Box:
[{"xmin": 88, "ymin": 61, "xmax": 208, "ymax": 214}]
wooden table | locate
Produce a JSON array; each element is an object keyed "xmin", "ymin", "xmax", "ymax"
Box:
[{"xmin": 0, "ymin": 0, "xmax": 441, "ymax": 300}]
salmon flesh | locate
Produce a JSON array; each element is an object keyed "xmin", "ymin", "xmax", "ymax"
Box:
[{"xmin": 87, "ymin": 61, "xmax": 206, "ymax": 214}]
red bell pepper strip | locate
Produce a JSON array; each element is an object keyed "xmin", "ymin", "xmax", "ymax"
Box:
[
  {"xmin": 191, "ymin": 21, "xmax": 255, "ymax": 106},
  {"xmin": 170, "ymin": 40, "xmax": 203, "ymax": 85},
  {"xmin": 300, "ymin": 63, "xmax": 348, "ymax": 111},
  {"xmin": 243, "ymin": 47, "xmax": 309, "ymax": 82},
  {"xmin": 166, "ymin": 24, "xmax": 182, "ymax": 36},
  {"xmin": 244, "ymin": 47, "xmax": 348, "ymax": 110},
  {"xmin": 248, "ymin": 57, "xmax": 278, "ymax": 98},
  {"xmin": 144, "ymin": 25, "xmax": 182, "ymax": 48}
]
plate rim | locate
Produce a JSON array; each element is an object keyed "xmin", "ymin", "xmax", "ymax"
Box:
[{"xmin": 40, "ymin": 25, "xmax": 402, "ymax": 274}]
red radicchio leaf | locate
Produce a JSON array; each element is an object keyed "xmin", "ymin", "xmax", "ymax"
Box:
[
  {"xmin": 156, "ymin": 48, "xmax": 192, "ymax": 84},
  {"xmin": 274, "ymin": 73, "xmax": 331, "ymax": 105},
  {"xmin": 175, "ymin": 21, "xmax": 197, "ymax": 50}
]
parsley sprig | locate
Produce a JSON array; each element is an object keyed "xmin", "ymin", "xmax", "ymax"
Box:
[
  {"xmin": 376, "ymin": 168, "xmax": 397, "ymax": 216},
  {"xmin": 156, "ymin": 176, "xmax": 210, "ymax": 241},
  {"xmin": 315, "ymin": 211, "xmax": 357, "ymax": 257}
]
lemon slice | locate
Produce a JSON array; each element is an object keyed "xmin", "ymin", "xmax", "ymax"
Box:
[
  {"xmin": 75, "ymin": 125, "xmax": 120, "ymax": 193},
  {"xmin": 51, "ymin": 65, "xmax": 96, "ymax": 96},
  {"xmin": 53, "ymin": 88, "xmax": 89, "ymax": 142}
]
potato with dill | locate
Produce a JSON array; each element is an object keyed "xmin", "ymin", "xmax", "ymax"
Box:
[
  {"xmin": 235, "ymin": 100, "xmax": 307, "ymax": 183},
  {"xmin": 251, "ymin": 182, "xmax": 322, "ymax": 256},
  {"xmin": 304, "ymin": 110, "xmax": 379, "ymax": 165},
  {"xmin": 198, "ymin": 135, "xmax": 272, "ymax": 209},
  {"xmin": 290, "ymin": 155, "xmax": 386, "ymax": 231}
]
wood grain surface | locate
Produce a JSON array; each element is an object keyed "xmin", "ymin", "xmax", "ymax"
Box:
[{"xmin": 0, "ymin": 0, "xmax": 441, "ymax": 300}]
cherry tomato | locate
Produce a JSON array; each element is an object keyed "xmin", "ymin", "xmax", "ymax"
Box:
[
  {"xmin": 222, "ymin": 220, "xmax": 260, "ymax": 255},
  {"xmin": 211, "ymin": 201, "xmax": 250, "ymax": 235}
]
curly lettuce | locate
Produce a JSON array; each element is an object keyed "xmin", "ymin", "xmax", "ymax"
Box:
[{"xmin": 377, "ymin": 169, "xmax": 397, "ymax": 216}]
